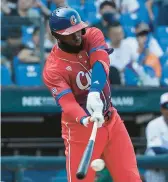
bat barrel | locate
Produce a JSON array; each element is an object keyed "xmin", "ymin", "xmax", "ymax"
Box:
[{"xmin": 76, "ymin": 140, "xmax": 94, "ymax": 179}]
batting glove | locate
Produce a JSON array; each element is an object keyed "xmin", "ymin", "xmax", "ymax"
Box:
[
  {"xmin": 86, "ymin": 92, "xmax": 104, "ymax": 115},
  {"xmin": 80, "ymin": 116, "xmax": 92, "ymax": 127},
  {"xmin": 91, "ymin": 111, "xmax": 104, "ymax": 128},
  {"xmin": 80, "ymin": 113, "xmax": 104, "ymax": 128}
]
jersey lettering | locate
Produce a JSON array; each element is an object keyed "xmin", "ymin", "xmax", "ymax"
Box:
[{"xmin": 76, "ymin": 70, "xmax": 92, "ymax": 90}]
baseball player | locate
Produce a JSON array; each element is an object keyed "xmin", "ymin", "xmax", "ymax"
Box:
[
  {"xmin": 145, "ymin": 92, "xmax": 168, "ymax": 182},
  {"xmin": 43, "ymin": 7, "xmax": 141, "ymax": 182}
]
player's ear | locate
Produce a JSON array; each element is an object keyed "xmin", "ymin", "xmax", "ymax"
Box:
[
  {"xmin": 51, "ymin": 31, "xmax": 58, "ymax": 39},
  {"xmin": 82, "ymin": 28, "xmax": 86, "ymax": 35}
]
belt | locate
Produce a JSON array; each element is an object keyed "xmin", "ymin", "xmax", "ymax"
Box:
[{"xmin": 104, "ymin": 107, "xmax": 113, "ymax": 122}]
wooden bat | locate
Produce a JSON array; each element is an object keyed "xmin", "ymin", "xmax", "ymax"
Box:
[{"xmin": 76, "ymin": 121, "xmax": 98, "ymax": 179}]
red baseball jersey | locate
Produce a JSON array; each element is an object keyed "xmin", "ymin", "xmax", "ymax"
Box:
[{"xmin": 43, "ymin": 27, "xmax": 112, "ymax": 123}]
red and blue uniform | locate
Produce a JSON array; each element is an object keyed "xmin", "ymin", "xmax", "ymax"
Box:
[{"xmin": 43, "ymin": 27, "xmax": 141, "ymax": 182}]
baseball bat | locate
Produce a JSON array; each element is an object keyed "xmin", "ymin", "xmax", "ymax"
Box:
[{"xmin": 76, "ymin": 121, "xmax": 98, "ymax": 180}]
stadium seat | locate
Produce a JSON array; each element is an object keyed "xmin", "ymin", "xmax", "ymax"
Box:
[
  {"xmin": 155, "ymin": 26, "xmax": 168, "ymax": 52},
  {"xmin": 67, "ymin": 0, "xmax": 80, "ymax": 7},
  {"xmin": 160, "ymin": 54, "xmax": 168, "ymax": 68},
  {"xmin": 84, "ymin": 1, "xmax": 98, "ymax": 24},
  {"xmin": 124, "ymin": 64, "xmax": 139, "ymax": 86},
  {"xmin": 120, "ymin": 13, "xmax": 137, "ymax": 27},
  {"xmin": 13, "ymin": 56, "xmax": 21, "ymax": 73},
  {"xmin": 123, "ymin": 26, "xmax": 136, "ymax": 37},
  {"xmin": 1, "ymin": 65, "xmax": 12, "ymax": 86},
  {"xmin": 152, "ymin": 4, "xmax": 159, "ymax": 20},
  {"xmin": 15, "ymin": 64, "xmax": 43, "ymax": 86},
  {"xmin": 160, "ymin": 62, "xmax": 168, "ymax": 86},
  {"xmin": 137, "ymin": 0, "xmax": 150, "ymax": 24},
  {"xmin": 124, "ymin": 63, "xmax": 156, "ymax": 86},
  {"xmin": 41, "ymin": 0, "xmax": 56, "ymax": 10},
  {"xmin": 21, "ymin": 26, "xmax": 34, "ymax": 46}
]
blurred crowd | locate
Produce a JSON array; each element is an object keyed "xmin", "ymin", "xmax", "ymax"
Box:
[{"xmin": 1, "ymin": 0, "xmax": 168, "ymax": 87}]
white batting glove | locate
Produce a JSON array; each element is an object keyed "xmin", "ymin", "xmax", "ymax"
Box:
[
  {"xmin": 91, "ymin": 111, "xmax": 105, "ymax": 128},
  {"xmin": 80, "ymin": 116, "xmax": 92, "ymax": 127},
  {"xmin": 86, "ymin": 92, "xmax": 104, "ymax": 115},
  {"xmin": 80, "ymin": 114, "xmax": 104, "ymax": 128}
]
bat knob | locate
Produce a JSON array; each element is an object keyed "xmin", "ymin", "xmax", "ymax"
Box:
[{"xmin": 76, "ymin": 172, "xmax": 85, "ymax": 180}]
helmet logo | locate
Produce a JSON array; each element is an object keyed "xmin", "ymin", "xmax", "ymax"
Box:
[{"xmin": 70, "ymin": 15, "xmax": 77, "ymax": 25}]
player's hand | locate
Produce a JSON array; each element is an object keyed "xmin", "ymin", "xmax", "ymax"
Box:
[
  {"xmin": 91, "ymin": 111, "xmax": 104, "ymax": 128},
  {"xmin": 80, "ymin": 113, "xmax": 104, "ymax": 128},
  {"xmin": 80, "ymin": 116, "xmax": 92, "ymax": 127},
  {"xmin": 86, "ymin": 92, "xmax": 104, "ymax": 115}
]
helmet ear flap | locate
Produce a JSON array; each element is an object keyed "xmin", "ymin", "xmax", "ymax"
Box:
[
  {"xmin": 51, "ymin": 31, "xmax": 59, "ymax": 39},
  {"xmin": 82, "ymin": 28, "xmax": 86, "ymax": 35}
]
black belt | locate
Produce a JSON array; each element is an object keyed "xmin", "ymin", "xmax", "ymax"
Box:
[{"xmin": 104, "ymin": 108, "xmax": 113, "ymax": 122}]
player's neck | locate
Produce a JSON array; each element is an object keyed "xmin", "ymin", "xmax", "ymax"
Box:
[{"xmin": 58, "ymin": 41, "xmax": 83, "ymax": 54}]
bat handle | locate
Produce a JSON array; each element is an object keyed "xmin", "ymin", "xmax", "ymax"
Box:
[{"xmin": 90, "ymin": 121, "xmax": 98, "ymax": 141}]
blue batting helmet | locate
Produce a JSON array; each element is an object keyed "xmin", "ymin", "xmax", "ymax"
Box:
[{"xmin": 49, "ymin": 7, "xmax": 88, "ymax": 35}]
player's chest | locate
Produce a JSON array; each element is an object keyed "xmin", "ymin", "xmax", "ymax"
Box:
[{"xmin": 64, "ymin": 51, "xmax": 92, "ymax": 90}]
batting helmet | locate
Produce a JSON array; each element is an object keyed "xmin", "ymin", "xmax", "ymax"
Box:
[{"xmin": 49, "ymin": 7, "xmax": 88, "ymax": 35}]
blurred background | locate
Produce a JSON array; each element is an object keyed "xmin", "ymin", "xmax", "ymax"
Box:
[{"xmin": 1, "ymin": 0, "xmax": 168, "ymax": 181}]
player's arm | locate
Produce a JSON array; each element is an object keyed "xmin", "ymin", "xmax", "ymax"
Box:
[
  {"xmin": 86, "ymin": 28, "xmax": 112, "ymax": 118},
  {"xmin": 88, "ymin": 28, "xmax": 113, "ymax": 76},
  {"xmin": 43, "ymin": 68, "xmax": 92, "ymax": 126},
  {"xmin": 89, "ymin": 28, "xmax": 112, "ymax": 93}
]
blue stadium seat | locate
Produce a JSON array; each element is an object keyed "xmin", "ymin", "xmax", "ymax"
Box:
[
  {"xmin": 152, "ymin": 3, "xmax": 159, "ymax": 20},
  {"xmin": 155, "ymin": 26, "xmax": 168, "ymax": 52},
  {"xmin": 160, "ymin": 54, "xmax": 168, "ymax": 68},
  {"xmin": 120, "ymin": 13, "xmax": 137, "ymax": 27},
  {"xmin": 50, "ymin": 3, "xmax": 56, "ymax": 11},
  {"xmin": 13, "ymin": 56, "xmax": 21, "ymax": 73},
  {"xmin": 21, "ymin": 26, "xmax": 34, "ymax": 46},
  {"xmin": 1, "ymin": 65, "xmax": 12, "ymax": 86},
  {"xmin": 124, "ymin": 64, "xmax": 156, "ymax": 86},
  {"xmin": 84, "ymin": 1, "xmax": 98, "ymax": 24},
  {"xmin": 137, "ymin": 0, "xmax": 150, "ymax": 24},
  {"xmin": 41, "ymin": 0, "xmax": 47, "ymax": 6},
  {"xmin": 120, "ymin": 1, "xmax": 150, "ymax": 28},
  {"xmin": 67, "ymin": 0, "xmax": 80, "ymax": 7},
  {"xmin": 160, "ymin": 63, "xmax": 168, "ymax": 86},
  {"xmin": 15, "ymin": 64, "xmax": 43, "ymax": 86},
  {"xmin": 41, "ymin": 0, "xmax": 56, "ymax": 10},
  {"xmin": 124, "ymin": 64, "xmax": 139, "ymax": 86},
  {"xmin": 123, "ymin": 26, "xmax": 136, "ymax": 37}
]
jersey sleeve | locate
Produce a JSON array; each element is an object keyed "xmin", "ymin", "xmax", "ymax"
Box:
[
  {"xmin": 88, "ymin": 28, "xmax": 112, "ymax": 74},
  {"xmin": 43, "ymin": 68, "xmax": 70, "ymax": 101},
  {"xmin": 43, "ymin": 67, "xmax": 87, "ymax": 122}
]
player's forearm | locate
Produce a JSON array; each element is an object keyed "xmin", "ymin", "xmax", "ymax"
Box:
[
  {"xmin": 87, "ymin": 61, "xmax": 106, "ymax": 117},
  {"xmin": 90, "ymin": 61, "xmax": 107, "ymax": 92},
  {"xmin": 59, "ymin": 93, "xmax": 88, "ymax": 123}
]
